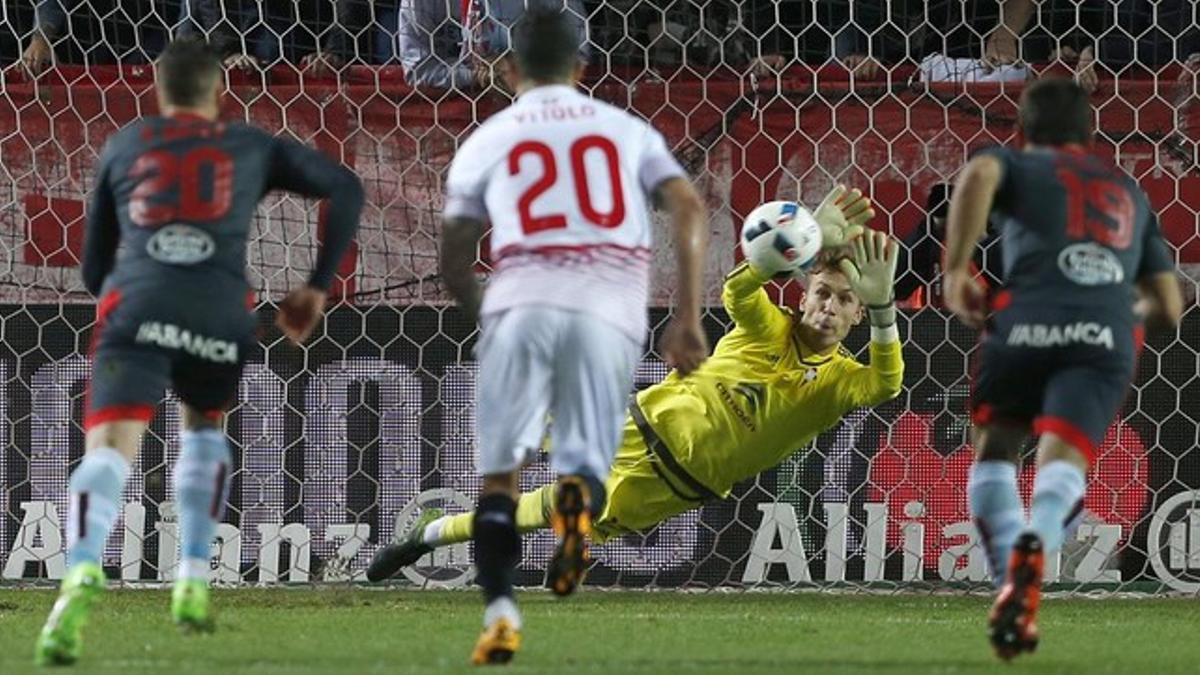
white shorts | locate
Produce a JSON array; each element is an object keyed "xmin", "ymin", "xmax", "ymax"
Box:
[{"xmin": 475, "ymin": 305, "xmax": 641, "ymax": 480}]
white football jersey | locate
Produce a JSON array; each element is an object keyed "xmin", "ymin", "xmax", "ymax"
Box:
[{"xmin": 444, "ymin": 84, "xmax": 685, "ymax": 341}]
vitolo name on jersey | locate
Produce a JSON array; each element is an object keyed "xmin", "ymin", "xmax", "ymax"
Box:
[
  {"xmin": 1006, "ymin": 322, "xmax": 1115, "ymax": 350},
  {"xmin": 513, "ymin": 103, "xmax": 596, "ymax": 125},
  {"xmin": 135, "ymin": 322, "xmax": 238, "ymax": 363}
]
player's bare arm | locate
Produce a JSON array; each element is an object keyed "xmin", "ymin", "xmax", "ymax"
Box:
[
  {"xmin": 1135, "ymin": 272, "xmax": 1183, "ymax": 330},
  {"xmin": 439, "ymin": 216, "xmax": 485, "ymax": 322},
  {"xmin": 944, "ymin": 154, "xmax": 1003, "ymax": 328},
  {"xmin": 655, "ymin": 176, "xmax": 710, "ymax": 375},
  {"xmin": 276, "ymin": 286, "xmax": 328, "ymax": 345},
  {"xmin": 1133, "ymin": 208, "xmax": 1184, "ymax": 332}
]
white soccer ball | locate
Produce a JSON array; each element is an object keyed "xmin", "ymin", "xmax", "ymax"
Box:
[{"xmin": 739, "ymin": 201, "xmax": 822, "ymax": 277}]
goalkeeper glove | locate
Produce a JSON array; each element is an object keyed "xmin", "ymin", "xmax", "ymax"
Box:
[
  {"xmin": 815, "ymin": 184, "xmax": 875, "ymax": 249},
  {"xmin": 838, "ymin": 230, "xmax": 900, "ymax": 327}
]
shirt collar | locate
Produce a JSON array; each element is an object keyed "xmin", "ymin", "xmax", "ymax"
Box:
[
  {"xmin": 164, "ymin": 111, "xmax": 214, "ymax": 124},
  {"xmin": 791, "ymin": 328, "xmax": 838, "ymax": 365},
  {"xmin": 517, "ymin": 83, "xmax": 579, "ymax": 102}
]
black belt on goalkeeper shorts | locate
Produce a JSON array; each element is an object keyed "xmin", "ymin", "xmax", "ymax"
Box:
[{"xmin": 629, "ymin": 399, "xmax": 719, "ymax": 503}]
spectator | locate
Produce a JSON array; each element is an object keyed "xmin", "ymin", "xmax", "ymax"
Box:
[
  {"xmin": 21, "ymin": 0, "xmax": 159, "ymax": 76},
  {"xmin": 176, "ymin": 1, "xmax": 315, "ymax": 70},
  {"xmin": 1098, "ymin": 0, "xmax": 1200, "ymax": 69},
  {"xmin": 981, "ymin": 0, "xmax": 1035, "ymax": 67},
  {"xmin": 382, "ymin": 0, "xmax": 588, "ymax": 90},
  {"xmin": 831, "ymin": 1, "xmax": 1022, "ymax": 78},
  {"xmin": 638, "ymin": 0, "xmax": 784, "ymax": 77},
  {"xmin": 301, "ymin": 0, "xmax": 380, "ymax": 75},
  {"xmin": 982, "ymin": 0, "xmax": 1104, "ymax": 91},
  {"xmin": 887, "ymin": 0, "xmax": 1103, "ymax": 89},
  {"xmin": 175, "ymin": 0, "xmax": 262, "ymax": 70},
  {"xmin": 978, "ymin": 2, "xmax": 1200, "ymax": 92},
  {"xmin": 21, "ymin": 1, "xmax": 295, "ymax": 75}
]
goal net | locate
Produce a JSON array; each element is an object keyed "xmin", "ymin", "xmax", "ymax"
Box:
[{"xmin": 1, "ymin": 0, "xmax": 1198, "ymax": 593}]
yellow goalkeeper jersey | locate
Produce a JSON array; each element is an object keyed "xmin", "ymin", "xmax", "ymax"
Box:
[{"xmin": 635, "ymin": 263, "xmax": 904, "ymax": 499}]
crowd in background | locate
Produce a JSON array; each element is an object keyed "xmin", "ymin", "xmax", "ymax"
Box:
[{"xmin": 1, "ymin": 1, "xmax": 1198, "ymax": 88}]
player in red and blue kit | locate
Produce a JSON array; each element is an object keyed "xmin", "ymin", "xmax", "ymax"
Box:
[
  {"xmin": 35, "ymin": 39, "xmax": 364, "ymax": 666},
  {"xmin": 945, "ymin": 78, "xmax": 1183, "ymax": 661}
]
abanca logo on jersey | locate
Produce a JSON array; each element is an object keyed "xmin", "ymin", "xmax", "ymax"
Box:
[
  {"xmin": 1006, "ymin": 322, "xmax": 1115, "ymax": 350},
  {"xmin": 135, "ymin": 321, "xmax": 238, "ymax": 363}
]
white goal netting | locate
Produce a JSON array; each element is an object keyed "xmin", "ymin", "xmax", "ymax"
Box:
[{"xmin": 0, "ymin": 0, "xmax": 1198, "ymax": 593}]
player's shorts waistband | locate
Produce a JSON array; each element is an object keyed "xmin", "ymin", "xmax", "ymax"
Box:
[{"xmin": 628, "ymin": 399, "xmax": 719, "ymax": 503}]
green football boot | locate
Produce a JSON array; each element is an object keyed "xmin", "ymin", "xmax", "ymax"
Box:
[
  {"xmin": 171, "ymin": 578, "xmax": 214, "ymax": 633},
  {"xmin": 365, "ymin": 507, "xmax": 444, "ymax": 581},
  {"xmin": 34, "ymin": 562, "xmax": 106, "ymax": 666}
]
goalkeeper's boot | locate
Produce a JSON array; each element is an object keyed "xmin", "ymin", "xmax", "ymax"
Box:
[
  {"xmin": 988, "ymin": 532, "xmax": 1043, "ymax": 661},
  {"xmin": 34, "ymin": 562, "xmax": 106, "ymax": 666},
  {"xmin": 366, "ymin": 507, "xmax": 444, "ymax": 581},
  {"xmin": 172, "ymin": 578, "xmax": 214, "ymax": 633},
  {"xmin": 546, "ymin": 476, "xmax": 591, "ymax": 597},
  {"xmin": 470, "ymin": 617, "xmax": 521, "ymax": 666}
]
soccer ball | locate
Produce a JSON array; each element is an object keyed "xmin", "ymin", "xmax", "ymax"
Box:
[{"xmin": 739, "ymin": 201, "xmax": 822, "ymax": 277}]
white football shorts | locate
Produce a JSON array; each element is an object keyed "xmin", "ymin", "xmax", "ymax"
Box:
[{"xmin": 474, "ymin": 305, "xmax": 641, "ymax": 480}]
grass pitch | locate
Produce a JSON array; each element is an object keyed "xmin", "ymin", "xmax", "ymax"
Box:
[{"xmin": 0, "ymin": 588, "xmax": 1197, "ymax": 674}]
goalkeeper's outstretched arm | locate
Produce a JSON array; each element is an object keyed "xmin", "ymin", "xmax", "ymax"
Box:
[
  {"xmin": 837, "ymin": 231, "xmax": 905, "ymax": 406},
  {"xmin": 721, "ymin": 263, "xmax": 792, "ymax": 339}
]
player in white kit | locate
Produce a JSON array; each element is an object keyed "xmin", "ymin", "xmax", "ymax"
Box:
[{"xmin": 439, "ymin": 7, "xmax": 710, "ymax": 666}]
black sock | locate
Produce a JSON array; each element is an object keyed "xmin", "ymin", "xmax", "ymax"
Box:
[
  {"xmin": 562, "ymin": 473, "xmax": 608, "ymax": 519},
  {"xmin": 473, "ymin": 493, "xmax": 519, "ymax": 603},
  {"xmin": 581, "ymin": 474, "xmax": 607, "ymax": 519}
]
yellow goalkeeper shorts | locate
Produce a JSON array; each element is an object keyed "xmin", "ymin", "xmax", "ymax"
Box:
[{"xmin": 591, "ymin": 412, "xmax": 710, "ymax": 543}]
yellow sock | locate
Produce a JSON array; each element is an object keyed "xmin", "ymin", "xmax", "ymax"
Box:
[
  {"xmin": 437, "ymin": 511, "xmax": 474, "ymax": 545},
  {"xmin": 432, "ymin": 485, "xmax": 556, "ymax": 545},
  {"xmin": 516, "ymin": 484, "xmax": 555, "ymax": 534}
]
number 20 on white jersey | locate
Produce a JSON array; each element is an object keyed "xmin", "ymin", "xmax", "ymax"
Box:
[{"xmin": 444, "ymin": 84, "xmax": 684, "ymax": 259}]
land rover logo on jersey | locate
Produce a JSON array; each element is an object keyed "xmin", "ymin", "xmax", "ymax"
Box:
[
  {"xmin": 1057, "ymin": 242, "xmax": 1124, "ymax": 286},
  {"xmin": 734, "ymin": 382, "xmax": 765, "ymax": 415},
  {"xmin": 146, "ymin": 224, "xmax": 215, "ymax": 264}
]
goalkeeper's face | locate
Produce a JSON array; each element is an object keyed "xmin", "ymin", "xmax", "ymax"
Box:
[{"xmin": 798, "ymin": 269, "xmax": 864, "ymax": 349}]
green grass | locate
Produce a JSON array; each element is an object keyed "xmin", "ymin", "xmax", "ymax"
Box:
[{"xmin": 1, "ymin": 588, "xmax": 1198, "ymax": 674}]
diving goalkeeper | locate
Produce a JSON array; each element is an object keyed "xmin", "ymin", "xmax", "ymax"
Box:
[{"xmin": 368, "ymin": 190, "xmax": 905, "ymax": 583}]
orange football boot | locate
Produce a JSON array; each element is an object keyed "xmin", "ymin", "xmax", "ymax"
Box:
[
  {"xmin": 546, "ymin": 477, "xmax": 592, "ymax": 597},
  {"xmin": 988, "ymin": 532, "xmax": 1044, "ymax": 661},
  {"xmin": 470, "ymin": 618, "xmax": 521, "ymax": 666}
]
